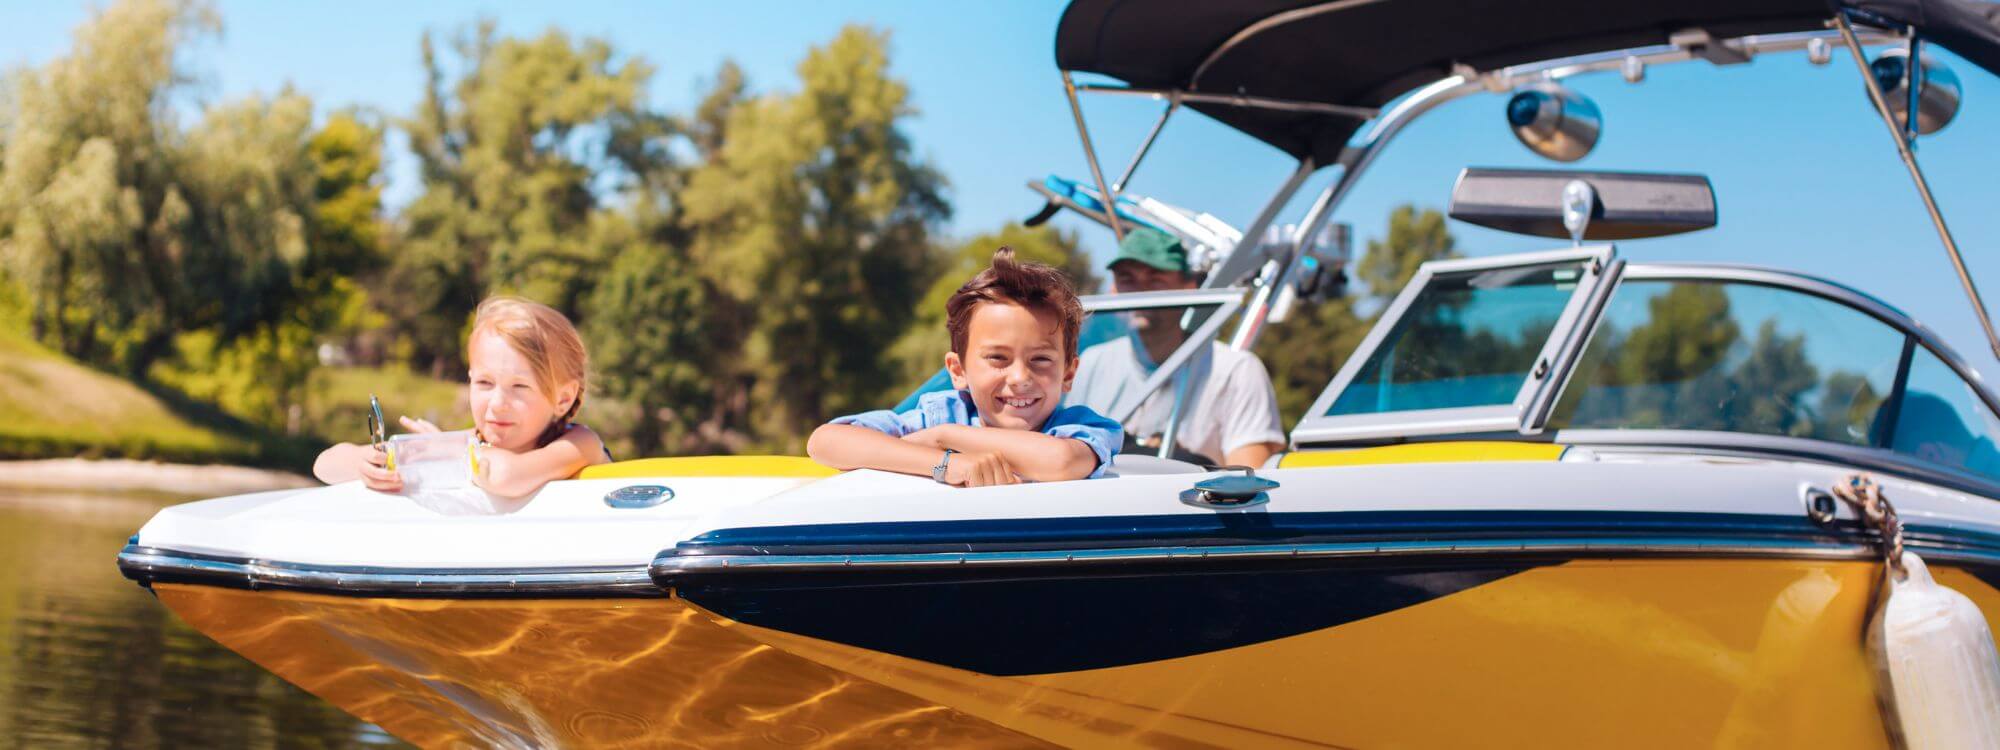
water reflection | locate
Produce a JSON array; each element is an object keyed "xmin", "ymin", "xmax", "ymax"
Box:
[{"xmin": 0, "ymin": 488, "xmax": 403, "ymax": 749}]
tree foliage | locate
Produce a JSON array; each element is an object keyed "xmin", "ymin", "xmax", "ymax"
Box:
[
  {"xmin": 0, "ymin": 0, "xmax": 219, "ymax": 373},
  {"xmin": 1556, "ymin": 282, "xmax": 1880, "ymax": 443},
  {"xmin": 682, "ymin": 26, "xmax": 949, "ymax": 447},
  {"xmin": 0, "ymin": 0, "xmax": 394, "ymax": 434},
  {"xmin": 1356, "ymin": 203, "xmax": 1459, "ymax": 296},
  {"xmin": 389, "ymin": 21, "xmax": 670, "ymax": 373},
  {"xmin": 582, "ymin": 217, "xmax": 715, "ymax": 457}
]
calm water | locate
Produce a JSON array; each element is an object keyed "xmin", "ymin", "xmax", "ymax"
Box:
[{"xmin": 0, "ymin": 487, "xmax": 407, "ymax": 749}]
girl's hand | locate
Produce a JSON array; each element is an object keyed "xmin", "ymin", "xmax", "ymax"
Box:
[
  {"xmin": 357, "ymin": 445, "xmax": 403, "ymax": 493},
  {"xmin": 470, "ymin": 445, "xmax": 510, "ymax": 492},
  {"xmin": 945, "ymin": 451, "xmax": 1018, "ymax": 488},
  {"xmin": 400, "ymin": 416, "xmax": 441, "ymax": 433}
]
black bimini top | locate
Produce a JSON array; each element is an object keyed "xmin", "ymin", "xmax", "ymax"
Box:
[
  {"xmin": 1850, "ymin": 0, "xmax": 2000, "ymax": 73},
  {"xmin": 1056, "ymin": 0, "xmax": 2000, "ymax": 164}
]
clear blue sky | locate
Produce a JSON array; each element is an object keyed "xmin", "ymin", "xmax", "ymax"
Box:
[{"xmin": 8, "ymin": 1, "xmax": 2000, "ymax": 377}]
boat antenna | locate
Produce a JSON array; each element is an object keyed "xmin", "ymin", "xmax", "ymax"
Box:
[{"xmin": 1834, "ymin": 14, "xmax": 2000, "ymax": 361}]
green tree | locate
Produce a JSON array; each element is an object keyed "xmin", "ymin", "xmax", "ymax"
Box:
[
  {"xmin": 682, "ymin": 26, "xmax": 949, "ymax": 447},
  {"xmin": 304, "ymin": 110, "xmax": 386, "ymax": 280},
  {"xmin": 582, "ymin": 215, "xmax": 715, "ymax": 457},
  {"xmin": 390, "ymin": 22, "xmax": 670, "ymax": 373},
  {"xmin": 0, "ymin": 0, "xmax": 397, "ymax": 432},
  {"xmin": 1255, "ymin": 204, "xmax": 1459, "ymax": 424},
  {"xmin": 172, "ymin": 89, "xmax": 318, "ymax": 337},
  {"xmin": 150, "ymin": 99, "xmax": 390, "ymax": 432},
  {"xmin": 576, "ymin": 60, "xmax": 760, "ymax": 458},
  {"xmin": 1725, "ymin": 320, "xmax": 1817, "ymax": 436},
  {"xmin": 1615, "ymin": 283, "xmax": 1739, "ymax": 388},
  {"xmin": 0, "ymin": 0, "xmax": 221, "ymax": 373},
  {"xmin": 1356, "ymin": 203, "xmax": 1459, "ymax": 295},
  {"xmin": 688, "ymin": 61, "xmax": 748, "ymax": 162}
]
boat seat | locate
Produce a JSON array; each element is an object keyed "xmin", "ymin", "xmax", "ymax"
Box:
[{"xmin": 1101, "ymin": 454, "xmax": 1206, "ymax": 476}]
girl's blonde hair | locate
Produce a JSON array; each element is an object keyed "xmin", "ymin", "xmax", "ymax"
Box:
[{"xmin": 471, "ymin": 296, "xmax": 589, "ymax": 441}]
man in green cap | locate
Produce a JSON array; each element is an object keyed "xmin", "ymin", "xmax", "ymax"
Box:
[{"xmin": 1068, "ymin": 227, "xmax": 1285, "ymax": 467}]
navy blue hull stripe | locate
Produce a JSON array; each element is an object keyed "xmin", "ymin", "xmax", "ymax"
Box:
[
  {"xmin": 677, "ymin": 558, "xmax": 1541, "ymax": 676},
  {"xmin": 672, "ymin": 510, "xmax": 2000, "ymax": 675},
  {"xmin": 678, "ymin": 509, "xmax": 2000, "ymax": 558}
]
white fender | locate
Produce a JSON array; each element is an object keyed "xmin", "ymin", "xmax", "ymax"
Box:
[{"xmin": 1869, "ymin": 552, "xmax": 2000, "ymax": 749}]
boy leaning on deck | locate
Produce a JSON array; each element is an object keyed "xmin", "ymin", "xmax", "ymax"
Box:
[{"xmin": 808, "ymin": 248, "xmax": 1122, "ymax": 487}]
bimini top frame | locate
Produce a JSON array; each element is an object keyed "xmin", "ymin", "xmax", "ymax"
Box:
[{"xmin": 1051, "ymin": 0, "xmax": 2000, "ymax": 352}]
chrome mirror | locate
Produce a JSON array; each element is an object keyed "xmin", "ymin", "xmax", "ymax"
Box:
[
  {"xmin": 1505, "ymin": 83, "xmax": 1601, "ymax": 162},
  {"xmin": 1870, "ymin": 48, "xmax": 1961, "ymax": 135}
]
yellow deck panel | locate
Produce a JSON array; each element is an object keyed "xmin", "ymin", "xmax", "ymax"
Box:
[{"xmin": 1278, "ymin": 441, "xmax": 1565, "ymax": 469}]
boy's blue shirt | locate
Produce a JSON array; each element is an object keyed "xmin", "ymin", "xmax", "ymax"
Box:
[{"xmin": 831, "ymin": 390, "xmax": 1124, "ymax": 479}]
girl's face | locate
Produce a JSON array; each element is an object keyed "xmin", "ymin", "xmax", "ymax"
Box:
[{"xmin": 467, "ymin": 330, "xmax": 576, "ymax": 451}]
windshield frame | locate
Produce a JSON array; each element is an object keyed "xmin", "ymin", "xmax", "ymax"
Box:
[{"xmin": 1290, "ymin": 245, "xmax": 1618, "ymax": 445}]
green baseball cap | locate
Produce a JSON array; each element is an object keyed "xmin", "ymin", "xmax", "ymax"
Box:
[{"xmin": 1107, "ymin": 226, "xmax": 1188, "ymax": 274}]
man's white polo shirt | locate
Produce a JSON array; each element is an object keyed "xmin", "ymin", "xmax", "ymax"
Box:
[{"xmin": 1068, "ymin": 334, "xmax": 1285, "ymax": 465}]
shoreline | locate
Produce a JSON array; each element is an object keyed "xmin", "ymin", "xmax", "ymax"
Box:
[{"xmin": 0, "ymin": 458, "xmax": 315, "ymax": 496}]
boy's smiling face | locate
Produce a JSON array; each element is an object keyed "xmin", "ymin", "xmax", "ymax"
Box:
[{"xmin": 945, "ymin": 299, "xmax": 1077, "ymax": 431}]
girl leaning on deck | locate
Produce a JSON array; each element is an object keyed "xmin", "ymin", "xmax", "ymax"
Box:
[{"xmin": 312, "ymin": 296, "xmax": 610, "ymax": 500}]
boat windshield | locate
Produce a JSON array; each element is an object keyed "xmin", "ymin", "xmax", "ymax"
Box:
[
  {"xmin": 1546, "ymin": 273, "xmax": 2000, "ymax": 485},
  {"xmin": 1290, "ymin": 247, "xmax": 1613, "ymax": 444},
  {"xmin": 1893, "ymin": 346, "xmax": 2000, "ymax": 479},
  {"xmin": 1549, "ymin": 279, "xmax": 1905, "ymax": 445},
  {"xmin": 1327, "ymin": 263, "xmax": 1579, "ymax": 417},
  {"xmin": 1291, "ymin": 249, "xmax": 2000, "ymax": 488}
]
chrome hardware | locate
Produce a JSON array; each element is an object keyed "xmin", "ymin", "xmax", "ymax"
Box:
[
  {"xmin": 1505, "ymin": 83, "xmax": 1601, "ymax": 162},
  {"xmin": 1182, "ymin": 467, "xmax": 1278, "ymax": 509},
  {"xmin": 1869, "ymin": 46, "xmax": 1961, "ymax": 136},
  {"xmin": 1620, "ymin": 56, "xmax": 1644, "ymax": 83},
  {"xmin": 1807, "ymin": 37, "xmax": 1832, "ymax": 66},
  {"xmin": 1670, "ymin": 28, "xmax": 1751, "ymax": 65},
  {"xmin": 1561, "ymin": 179, "xmax": 1595, "ymax": 246},
  {"xmin": 604, "ymin": 484, "xmax": 674, "ymax": 509},
  {"xmin": 1803, "ymin": 486, "xmax": 1840, "ymax": 527}
]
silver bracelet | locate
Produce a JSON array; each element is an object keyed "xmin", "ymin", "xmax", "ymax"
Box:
[{"xmin": 931, "ymin": 448, "xmax": 957, "ymax": 484}]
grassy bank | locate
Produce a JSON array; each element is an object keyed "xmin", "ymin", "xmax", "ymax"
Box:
[
  {"xmin": 0, "ymin": 327, "xmax": 261, "ymax": 465},
  {"xmin": 0, "ymin": 322, "xmax": 477, "ymax": 471}
]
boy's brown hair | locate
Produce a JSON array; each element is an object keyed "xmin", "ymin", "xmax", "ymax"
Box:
[{"xmin": 946, "ymin": 247, "xmax": 1086, "ymax": 358}]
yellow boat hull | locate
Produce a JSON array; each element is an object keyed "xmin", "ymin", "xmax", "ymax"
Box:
[{"xmin": 148, "ymin": 557, "xmax": 2000, "ymax": 748}]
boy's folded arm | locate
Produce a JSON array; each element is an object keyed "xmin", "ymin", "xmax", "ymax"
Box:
[
  {"xmin": 924, "ymin": 425, "xmax": 1100, "ymax": 481},
  {"xmin": 808, "ymin": 423, "xmax": 946, "ymax": 476}
]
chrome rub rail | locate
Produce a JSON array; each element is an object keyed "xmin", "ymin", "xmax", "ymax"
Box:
[
  {"xmin": 118, "ymin": 545, "xmax": 662, "ymax": 598},
  {"xmin": 651, "ymin": 534, "xmax": 2000, "ymax": 583}
]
